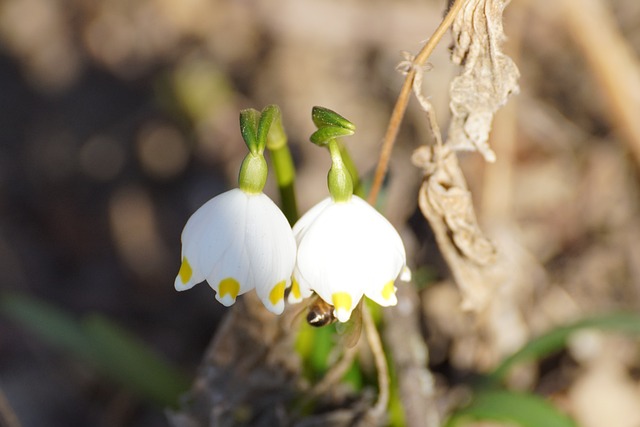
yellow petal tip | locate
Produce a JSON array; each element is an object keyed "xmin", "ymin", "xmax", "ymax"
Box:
[
  {"xmin": 269, "ymin": 281, "xmax": 286, "ymax": 306},
  {"xmin": 289, "ymin": 277, "xmax": 302, "ymax": 302},
  {"xmin": 381, "ymin": 280, "xmax": 396, "ymax": 301},
  {"xmin": 178, "ymin": 257, "xmax": 193, "ymax": 284},
  {"xmin": 217, "ymin": 277, "xmax": 240, "ymax": 306},
  {"xmin": 332, "ymin": 292, "xmax": 353, "ymax": 322}
]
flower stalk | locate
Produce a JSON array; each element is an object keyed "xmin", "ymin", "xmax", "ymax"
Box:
[{"xmin": 263, "ymin": 105, "xmax": 299, "ymax": 224}]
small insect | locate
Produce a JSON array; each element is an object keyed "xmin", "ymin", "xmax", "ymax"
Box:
[
  {"xmin": 306, "ymin": 296, "xmax": 338, "ymax": 327},
  {"xmin": 301, "ymin": 294, "xmax": 364, "ymax": 348}
]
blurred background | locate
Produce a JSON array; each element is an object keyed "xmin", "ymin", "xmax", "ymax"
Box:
[{"xmin": 1, "ymin": 0, "xmax": 640, "ymax": 426}]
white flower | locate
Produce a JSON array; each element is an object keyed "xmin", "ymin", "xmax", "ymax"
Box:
[
  {"xmin": 291, "ymin": 195, "xmax": 411, "ymax": 322},
  {"xmin": 174, "ymin": 188, "xmax": 296, "ymax": 315}
]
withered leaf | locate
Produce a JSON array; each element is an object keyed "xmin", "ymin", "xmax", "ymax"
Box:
[
  {"xmin": 413, "ymin": 145, "xmax": 497, "ymax": 311},
  {"xmin": 448, "ymin": 0, "xmax": 520, "ymax": 162}
]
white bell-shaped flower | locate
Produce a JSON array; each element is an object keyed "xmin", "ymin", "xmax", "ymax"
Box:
[
  {"xmin": 175, "ymin": 188, "xmax": 296, "ymax": 314},
  {"xmin": 291, "ymin": 195, "xmax": 411, "ymax": 322}
]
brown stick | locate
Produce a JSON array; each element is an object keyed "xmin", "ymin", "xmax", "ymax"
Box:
[
  {"xmin": 562, "ymin": 0, "xmax": 640, "ymax": 168},
  {"xmin": 368, "ymin": 0, "xmax": 467, "ymax": 205}
]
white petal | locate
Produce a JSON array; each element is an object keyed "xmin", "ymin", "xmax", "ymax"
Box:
[
  {"xmin": 295, "ymin": 196, "xmax": 408, "ymax": 320},
  {"xmin": 332, "ymin": 288, "xmax": 363, "ymax": 323},
  {"xmin": 244, "ymin": 193, "xmax": 296, "ymax": 314},
  {"xmin": 292, "ymin": 197, "xmax": 332, "ymax": 245},
  {"xmin": 207, "ymin": 230, "xmax": 252, "ymax": 305},
  {"xmin": 175, "ymin": 189, "xmax": 245, "ymax": 291},
  {"xmin": 174, "ymin": 188, "xmax": 297, "ymax": 313},
  {"xmin": 364, "ymin": 280, "xmax": 398, "ymax": 307},
  {"xmin": 288, "ymin": 265, "xmax": 315, "ymax": 304},
  {"xmin": 400, "ymin": 265, "xmax": 412, "ymax": 282}
]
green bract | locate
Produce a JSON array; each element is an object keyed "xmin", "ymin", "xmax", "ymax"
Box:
[
  {"xmin": 257, "ymin": 105, "xmax": 280, "ymax": 151},
  {"xmin": 311, "ymin": 106, "xmax": 356, "ymax": 133},
  {"xmin": 310, "ymin": 106, "xmax": 355, "ymax": 147},
  {"xmin": 310, "ymin": 106, "xmax": 357, "ymax": 203},
  {"xmin": 238, "ymin": 105, "xmax": 286, "ymax": 194},
  {"xmin": 239, "ymin": 108, "xmax": 261, "ymax": 154}
]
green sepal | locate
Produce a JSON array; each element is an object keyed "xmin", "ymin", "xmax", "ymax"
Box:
[
  {"xmin": 310, "ymin": 126, "xmax": 355, "ymax": 146},
  {"xmin": 310, "ymin": 106, "xmax": 355, "ymax": 146},
  {"xmin": 239, "ymin": 108, "xmax": 261, "ymax": 154},
  {"xmin": 257, "ymin": 105, "xmax": 280, "ymax": 152},
  {"xmin": 311, "ymin": 106, "xmax": 356, "ymax": 131}
]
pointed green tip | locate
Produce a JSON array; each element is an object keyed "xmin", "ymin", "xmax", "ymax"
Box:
[
  {"xmin": 311, "ymin": 106, "xmax": 356, "ymax": 132},
  {"xmin": 239, "ymin": 109, "xmax": 261, "ymax": 153}
]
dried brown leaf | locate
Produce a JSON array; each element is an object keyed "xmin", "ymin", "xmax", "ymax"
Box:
[
  {"xmin": 448, "ymin": 0, "xmax": 520, "ymax": 162},
  {"xmin": 412, "ymin": 144, "xmax": 498, "ymax": 311}
]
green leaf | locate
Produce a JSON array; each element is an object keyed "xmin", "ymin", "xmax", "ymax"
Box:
[
  {"xmin": 310, "ymin": 127, "xmax": 355, "ymax": 146},
  {"xmin": 445, "ymin": 390, "xmax": 577, "ymax": 427},
  {"xmin": 309, "ymin": 106, "xmax": 356, "ymax": 147},
  {"xmin": 0, "ymin": 293, "xmax": 189, "ymax": 407},
  {"xmin": 311, "ymin": 106, "xmax": 355, "ymax": 131},
  {"xmin": 489, "ymin": 312, "xmax": 640, "ymax": 384},
  {"xmin": 257, "ymin": 104, "xmax": 280, "ymax": 152},
  {"xmin": 0, "ymin": 293, "xmax": 91, "ymax": 359},
  {"xmin": 83, "ymin": 315, "xmax": 190, "ymax": 407},
  {"xmin": 239, "ymin": 108, "xmax": 260, "ymax": 153}
]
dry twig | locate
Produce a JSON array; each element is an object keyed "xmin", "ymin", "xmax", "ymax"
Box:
[{"xmin": 562, "ymin": 0, "xmax": 640, "ymax": 168}]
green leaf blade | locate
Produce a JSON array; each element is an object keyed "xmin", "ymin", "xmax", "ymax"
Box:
[
  {"xmin": 1, "ymin": 293, "xmax": 190, "ymax": 407},
  {"xmin": 446, "ymin": 390, "xmax": 577, "ymax": 427},
  {"xmin": 489, "ymin": 312, "xmax": 640, "ymax": 384},
  {"xmin": 0, "ymin": 293, "xmax": 91, "ymax": 360},
  {"xmin": 83, "ymin": 315, "xmax": 190, "ymax": 407}
]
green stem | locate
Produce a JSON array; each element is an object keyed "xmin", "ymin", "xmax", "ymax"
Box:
[
  {"xmin": 338, "ymin": 142, "xmax": 362, "ymax": 198},
  {"xmin": 266, "ymin": 113, "xmax": 299, "ymax": 224},
  {"xmin": 327, "ymin": 139, "xmax": 353, "ymax": 202}
]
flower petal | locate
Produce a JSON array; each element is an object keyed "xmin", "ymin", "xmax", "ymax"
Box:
[
  {"xmin": 174, "ymin": 188, "xmax": 297, "ymax": 313},
  {"xmin": 364, "ymin": 280, "xmax": 398, "ymax": 307},
  {"xmin": 292, "ymin": 197, "xmax": 332, "ymax": 245},
  {"xmin": 175, "ymin": 189, "xmax": 245, "ymax": 291},
  {"xmin": 244, "ymin": 193, "xmax": 296, "ymax": 314},
  {"xmin": 289, "ymin": 266, "xmax": 314, "ymax": 303},
  {"xmin": 331, "ymin": 291, "xmax": 359, "ymax": 323},
  {"xmin": 216, "ymin": 277, "xmax": 241, "ymax": 306},
  {"xmin": 294, "ymin": 195, "xmax": 408, "ymax": 320}
]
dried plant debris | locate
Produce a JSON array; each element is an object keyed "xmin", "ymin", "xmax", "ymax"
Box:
[
  {"xmin": 413, "ymin": 145, "xmax": 498, "ymax": 312},
  {"xmin": 448, "ymin": 0, "xmax": 520, "ymax": 162},
  {"xmin": 410, "ymin": 0, "xmax": 520, "ymax": 312},
  {"xmin": 168, "ymin": 293, "xmax": 377, "ymax": 427}
]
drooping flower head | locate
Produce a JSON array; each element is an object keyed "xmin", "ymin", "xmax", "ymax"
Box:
[
  {"xmin": 174, "ymin": 106, "xmax": 296, "ymax": 314},
  {"xmin": 290, "ymin": 107, "xmax": 411, "ymax": 322}
]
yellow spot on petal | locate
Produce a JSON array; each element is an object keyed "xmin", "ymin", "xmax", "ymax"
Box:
[
  {"xmin": 332, "ymin": 292, "xmax": 352, "ymax": 313},
  {"xmin": 269, "ymin": 281, "xmax": 286, "ymax": 306},
  {"xmin": 219, "ymin": 278, "xmax": 240, "ymax": 300},
  {"xmin": 381, "ymin": 280, "xmax": 396, "ymax": 301},
  {"xmin": 178, "ymin": 258, "xmax": 193, "ymax": 284},
  {"xmin": 290, "ymin": 277, "xmax": 301, "ymax": 301}
]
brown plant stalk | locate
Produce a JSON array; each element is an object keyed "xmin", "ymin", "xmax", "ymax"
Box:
[{"xmin": 367, "ymin": 0, "xmax": 467, "ymax": 206}]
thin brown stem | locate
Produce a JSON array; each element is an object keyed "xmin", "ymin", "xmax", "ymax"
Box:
[
  {"xmin": 363, "ymin": 304, "xmax": 390, "ymax": 419},
  {"xmin": 368, "ymin": 0, "xmax": 466, "ymax": 205},
  {"xmin": 306, "ymin": 344, "xmax": 358, "ymax": 399}
]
